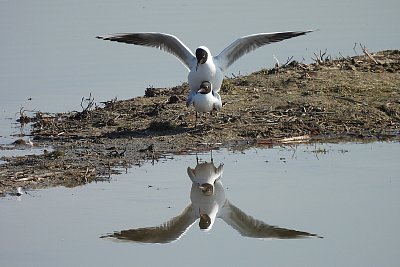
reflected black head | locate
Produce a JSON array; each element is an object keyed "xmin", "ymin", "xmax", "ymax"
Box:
[
  {"xmin": 196, "ymin": 48, "xmax": 208, "ymax": 66},
  {"xmin": 199, "ymin": 214, "xmax": 212, "ymax": 229},
  {"xmin": 200, "ymin": 182, "xmax": 214, "ymax": 195}
]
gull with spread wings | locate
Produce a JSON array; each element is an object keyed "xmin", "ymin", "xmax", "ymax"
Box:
[{"xmin": 97, "ymin": 30, "xmax": 313, "ymax": 113}]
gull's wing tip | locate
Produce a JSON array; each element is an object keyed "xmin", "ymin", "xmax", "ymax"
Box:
[
  {"xmin": 99, "ymin": 233, "xmax": 113, "ymax": 239},
  {"xmin": 305, "ymin": 29, "xmax": 319, "ymax": 33},
  {"xmin": 292, "ymin": 29, "xmax": 315, "ymax": 35},
  {"xmin": 286, "ymin": 29, "xmax": 317, "ymax": 38},
  {"xmin": 96, "ymin": 34, "xmax": 123, "ymax": 40},
  {"xmin": 96, "ymin": 34, "xmax": 118, "ymax": 40},
  {"xmin": 96, "ymin": 35, "xmax": 107, "ymax": 40}
]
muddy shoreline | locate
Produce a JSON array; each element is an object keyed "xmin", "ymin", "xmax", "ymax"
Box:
[{"xmin": 1, "ymin": 50, "xmax": 399, "ymax": 195}]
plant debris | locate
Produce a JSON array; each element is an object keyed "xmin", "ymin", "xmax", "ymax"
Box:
[{"xmin": 1, "ymin": 49, "xmax": 399, "ymax": 196}]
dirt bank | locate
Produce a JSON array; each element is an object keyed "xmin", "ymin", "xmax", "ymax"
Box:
[{"xmin": 1, "ymin": 50, "xmax": 399, "ymax": 195}]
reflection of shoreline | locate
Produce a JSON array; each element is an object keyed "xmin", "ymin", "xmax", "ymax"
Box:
[{"xmin": 101, "ymin": 155, "xmax": 320, "ymax": 243}]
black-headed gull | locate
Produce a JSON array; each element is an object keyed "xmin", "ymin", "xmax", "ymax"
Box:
[
  {"xmin": 188, "ymin": 81, "xmax": 222, "ymax": 113},
  {"xmin": 96, "ymin": 30, "xmax": 313, "ymax": 101},
  {"xmin": 188, "ymin": 81, "xmax": 222, "ymax": 126},
  {"xmin": 100, "ymin": 157, "xmax": 320, "ymax": 243}
]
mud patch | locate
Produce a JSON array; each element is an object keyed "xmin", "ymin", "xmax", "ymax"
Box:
[{"xmin": 1, "ymin": 50, "xmax": 399, "ymax": 195}]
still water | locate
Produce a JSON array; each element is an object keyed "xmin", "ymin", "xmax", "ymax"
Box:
[
  {"xmin": 1, "ymin": 142, "xmax": 399, "ymax": 267},
  {"xmin": 1, "ymin": 2, "xmax": 399, "ymax": 266},
  {"xmin": 1, "ymin": 0, "xmax": 399, "ymax": 144}
]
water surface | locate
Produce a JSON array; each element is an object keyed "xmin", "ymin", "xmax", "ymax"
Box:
[
  {"xmin": 1, "ymin": 142, "xmax": 399, "ymax": 267},
  {"xmin": 1, "ymin": 0, "xmax": 399, "ymax": 144}
]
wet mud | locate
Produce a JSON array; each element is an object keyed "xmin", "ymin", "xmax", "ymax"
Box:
[{"xmin": 1, "ymin": 50, "xmax": 399, "ymax": 195}]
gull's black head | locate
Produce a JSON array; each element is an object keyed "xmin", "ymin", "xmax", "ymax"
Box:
[
  {"xmin": 195, "ymin": 47, "xmax": 208, "ymax": 70},
  {"xmin": 199, "ymin": 213, "xmax": 212, "ymax": 230},
  {"xmin": 197, "ymin": 81, "xmax": 212, "ymax": 95},
  {"xmin": 199, "ymin": 182, "xmax": 214, "ymax": 196}
]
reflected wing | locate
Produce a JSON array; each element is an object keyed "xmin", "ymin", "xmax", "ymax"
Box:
[
  {"xmin": 220, "ymin": 201, "xmax": 319, "ymax": 239},
  {"xmin": 187, "ymin": 163, "xmax": 224, "ymax": 183},
  {"xmin": 215, "ymin": 163, "xmax": 224, "ymax": 178},
  {"xmin": 187, "ymin": 167, "xmax": 196, "ymax": 182},
  {"xmin": 96, "ymin": 32, "xmax": 196, "ymax": 70},
  {"xmin": 100, "ymin": 204, "xmax": 196, "ymax": 244},
  {"xmin": 215, "ymin": 30, "xmax": 313, "ymax": 71}
]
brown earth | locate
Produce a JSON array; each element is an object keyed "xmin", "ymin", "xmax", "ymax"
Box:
[{"xmin": 1, "ymin": 49, "xmax": 399, "ymax": 196}]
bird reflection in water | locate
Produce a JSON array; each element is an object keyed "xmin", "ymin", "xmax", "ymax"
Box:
[{"xmin": 101, "ymin": 154, "xmax": 320, "ymax": 243}]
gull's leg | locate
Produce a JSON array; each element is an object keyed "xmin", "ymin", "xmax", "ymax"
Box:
[{"xmin": 211, "ymin": 108, "xmax": 219, "ymax": 118}]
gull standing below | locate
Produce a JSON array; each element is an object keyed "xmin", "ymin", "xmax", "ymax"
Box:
[
  {"xmin": 189, "ymin": 81, "xmax": 222, "ymax": 125},
  {"xmin": 96, "ymin": 30, "xmax": 314, "ymax": 106},
  {"xmin": 189, "ymin": 81, "xmax": 221, "ymax": 113}
]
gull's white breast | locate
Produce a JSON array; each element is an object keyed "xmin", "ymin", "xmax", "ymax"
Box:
[
  {"xmin": 188, "ymin": 58, "xmax": 223, "ymax": 93},
  {"xmin": 192, "ymin": 93, "xmax": 217, "ymax": 113}
]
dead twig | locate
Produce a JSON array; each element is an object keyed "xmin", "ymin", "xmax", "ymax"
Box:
[
  {"xmin": 80, "ymin": 93, "xmax": 95, "ymax": 113},
  {"xmin": 273, "ymin": 55, "xmax": 295, "ymax": 69},
  {"xmin": 74, "ymin": 93, "xmax": 95, "ymax": 120},
  {"xmin": 339, "ymin": 52, "xmax": 352, "ymax": 63},
  {"xmin": 273, "ymin": 55, "xmax": 280, "ymax": 68},
  {"xmin": 100, "ymin": 97, "xmax": 118, "ymax": 109},
  {"xmin": 17, "ymin": 107, "xmax": 31, "ymax": 124},
  {"xmin": 283, "ymin": 56, "xmax": 294, "ymax": 67},
  {"xmin": 84, "ymin": 168, "xmax": 90, "ymax": 183},
  {"xmin": 359, "ymin": 44, "xmax": 378, "ymax": 64},
  {"xmin": 257, "ymin": 135, "xmax": 311, "ymax": 145},
  {"xmin": 353, "ymin": 42, "xmax": 358, "ymax": 55},
  {"xmin": 312, "ymin": 49, "xmax": 330, "ymax": 64}
]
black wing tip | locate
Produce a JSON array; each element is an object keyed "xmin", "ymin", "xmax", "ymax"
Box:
[
  {"xmin": 292, "ymin": 29, "xmax": 315, "ymax": 36},
  {"xmin": 99, "ymin": 234, "xmax": 112, "ymax": 238},
  {"xmin": 96, "ymin": 35, "xmax": 108, "ymax": 40},
  {"xmin": 96, "ymin": 34, "xmax": 124, "ymax": 41},
  {"xmin": 279, "ymin": 29, "xmax": 317, "ymax": 39},
  {"xmin": 282, "ymin": 29, "xmax": 317, "ymax": 37},
  {"xmin": 301, "ymin": 29, "xmax": 319, "ymax": 35}
]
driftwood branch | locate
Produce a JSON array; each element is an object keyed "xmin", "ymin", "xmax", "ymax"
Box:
[{"xmin": 359, "ymin": 44, "xmax": 378, "ymax": 64}]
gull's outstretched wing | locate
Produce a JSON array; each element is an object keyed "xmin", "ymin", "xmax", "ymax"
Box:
[
  {"xmin": 97, "ymin": 32, "xmax": 196, "ymax": 70},
  {"xmin": 215, "ymin": 30, "xmax": 313, "ymax": 71},
  {"xmin": 220, "ymin": 201, "xmax": 320, "ymax": 239},
  {"xmin": 100, "ymin": 204, "xmax": 196, "ymax": 244}
]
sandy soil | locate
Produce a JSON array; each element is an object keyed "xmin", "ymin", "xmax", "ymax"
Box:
[{"xmin": 1, "ymin": 50, "xmax": 399, "ymax": 195}]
